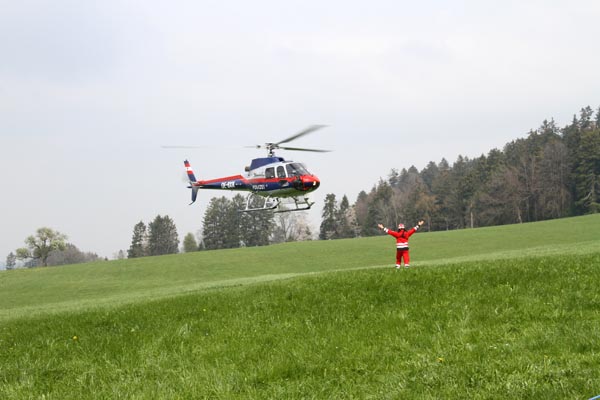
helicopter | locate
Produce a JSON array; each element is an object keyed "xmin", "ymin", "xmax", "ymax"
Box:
[{"xmin": 172, "ymin": 125, "xmax": 330, "ymax": 213}]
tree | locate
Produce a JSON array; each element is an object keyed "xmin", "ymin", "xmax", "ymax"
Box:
[
  {"xmin": 293, "ymin": 212, "xmax": 314, "ymax": 241},
  {"xmin": 353, "ymin": 190, "xmax": 369, "ymax": 236},
  {"xmin": 573, "ymin": 129, "xmax": 600, "ymax": 213},
  {"xmin": 368, "ymin": 180, "xmax": 396, "ymax": 234},
  {"xmin": 319, "ymin": 193, "xmax": 339, "ymax": 240},
  {"xmin": 388, "ymin": 168, "xmax": 401, "ymax": 188},
  {"xmin": 444, "ymin": 155, "xmax": 476, "ymax": 229},
  {"xmin": 409, "ymin": 179, "xmax": 437, "ymax": 231},
  {"xmin": 272, "ymin": 211, "xmax": 312, "ymax": 243},
  {"xmin": 16, "ymin": 248, "xmax": 33, "ymax": 267},
  {"xmin": 128, "ymin": 221, "xmax": 147, "ymax": 258},
  {"xmin": 431, "ymin": 159, "xmax": 452, "ymax": 230},
  {"xmin": 6, "ymin": 252, "xmax": 16, "ymax": 270},
  {"xmin": 562, "ymin": 108, "xmax": 600, "ymax": 215},
  {"xmin": 272, "ymin": 212, "xmax": 298, "ymax": 243},
  {"xmin": 236, "ymin": 194, "xmax": 273, "ymax": 247},
  {"xmin": 336, "ymin": 195, "xmax": 356, "ymax": 238},
  {"xmin": 393, "ymin": 166, "xmax": 430, "ymax": 227},
  {"xmin": 357, "ymin": 184, "xmax": 383, "ymax": 237},
  {"xmin": 182, "ymin": 232, "xmax": 199, "ymax": 253},
  {"xmin": 579, "ymin": 106, "xmax": 594, "ymax": 131},
  {"xmin": 202, "ymin": 196, "xmax": 234, "ymax": 250},
  {"xmin": 16, "ymin": 227, "xmax": 67, "ymax": 267},
  {"xmin": 420, "ymin": 161, "xmax": 440, "ymax": 192},
  {"xmin": 537, "ymin": 140, "xmax": 571, "ymax": 218},
  {"xmin": 45, "ymin": 243, "xmax": 99, "ymax": 266},
  {"xmin": 147, "ymin": 215, "xmax": 180, "ymax": 256},
  {"xmin": 473, "ymin": 165, "xmax": 525, "ymax": 226}
]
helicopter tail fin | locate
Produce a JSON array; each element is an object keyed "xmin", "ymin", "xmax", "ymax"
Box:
[
  {"xmin": 184, "ymin": 160, "xmax": 199, "ymax": 205},
  {"xmin": 184, "ymin": 160, "xmax": 197, "ymax": 182},
  {"xmin": 189, "ymin": 186, "xmax": 199, "ymax": 205}
]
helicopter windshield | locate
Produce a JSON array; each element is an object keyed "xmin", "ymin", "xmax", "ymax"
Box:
[{"xmin": 286, "ymin": 163, "xmax": 310, "ymax": 177}]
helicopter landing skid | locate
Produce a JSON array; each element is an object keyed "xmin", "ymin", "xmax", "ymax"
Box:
[
  {"xmin": 239, "ymin": 194, "xmax": 280, "ymax": 213},
  {"xmin": 239, "ymin": 193, "xmax": 313, "ymax": 213},
  {"xmin": 273, "ymin": 196, "xmax": 314, "ymax": 213}
]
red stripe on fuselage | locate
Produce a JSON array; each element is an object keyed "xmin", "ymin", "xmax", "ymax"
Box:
[{"xmin": 198, "ymin": 175, "xmax": 246, "ymax": 184}]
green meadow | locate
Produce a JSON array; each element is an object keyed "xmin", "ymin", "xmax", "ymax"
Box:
[{"xmin": 1, "ymin": 215, "xmax": 600, "ymax": 399}]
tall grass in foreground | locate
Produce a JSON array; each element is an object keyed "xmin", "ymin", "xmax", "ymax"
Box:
[{"xmin": 1, "ymin": 252, "xmax": 599, "ymax": 399}]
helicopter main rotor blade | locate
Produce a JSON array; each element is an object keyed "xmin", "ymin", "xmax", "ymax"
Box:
[
  {"xmin": 278, "ymin": 146, "xmax": 331, "ymax": 153},
  {"xmin": 275, "ymin": 124, "xmax": 327, "ymax": 146}
]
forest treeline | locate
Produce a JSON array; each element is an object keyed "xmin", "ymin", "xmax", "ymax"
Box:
[{"xmin": 322, "ymin": 105, "xmax": 600, "ymax": 239}]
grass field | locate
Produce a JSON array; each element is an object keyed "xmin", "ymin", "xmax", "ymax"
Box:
[{"xmin": 1, "ymin": 215, "xmax": 600, "ymax": 399}]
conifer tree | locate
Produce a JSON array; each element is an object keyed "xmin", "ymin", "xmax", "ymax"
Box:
[
  {"xmin": 147, "ymin": 215, "xmax": 180, "ymax": 256},
  {"xmin": 6, "ymin": 252, "xmax": 16, "ymax": 270},
  {"xmin": 202, "ymin": 197, "xmax": 233, "ymax": 250},
  {"xmin": 353, "ymin": 190, "xmax": 369, "ymax": 235},
  {"xmin": 336, "ymin": 195, "xmax": 355, "ymax": 238},
  {"xmin": 237, "ymin": 194, "xmax": 273, "ymax": 246},
  {"xmin": 319, "ymin": 193, "xmax": 339, "ymax": 240},
  {"xmin": 574, "ymin": 129, "xmax": 600, "ymax": 213},
  {"xmin": 182, "ymin": 233, "xmax": 199, "ymax": 252},
  {"xmin": 128, "ymin": 221, "xmax": 147, "ymax": 258},
  {"xmin": 371, "ymin": 180, "xmax": 395, "ymax": 230}
]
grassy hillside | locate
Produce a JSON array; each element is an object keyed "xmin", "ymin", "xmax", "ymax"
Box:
[
  {"xmin": 1, "ymin": 215, "xmax": 599, "ymax": 398},
  {"xmin": 2, "ymin": 214, "xmax": 599, "ymax": 320}
]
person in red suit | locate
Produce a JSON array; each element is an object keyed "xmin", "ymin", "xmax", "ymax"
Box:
[{"xmin": 377, "ymin": 220, "xmax": 425, "ymax": 268}]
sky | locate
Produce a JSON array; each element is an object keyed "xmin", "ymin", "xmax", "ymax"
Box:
[{"xmin": 1, "ymin": 0, "xmax": 600, "ymax": 262}]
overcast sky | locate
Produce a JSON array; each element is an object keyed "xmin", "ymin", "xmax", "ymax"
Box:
[{"xmin": 2, "ymin": 0, "xmax": 600, "ymax": 261}]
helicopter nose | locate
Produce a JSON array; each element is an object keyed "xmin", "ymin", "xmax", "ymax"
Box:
[{"xmin": 302, "ymin": 175, "xmax": 320, "ymax": 191}]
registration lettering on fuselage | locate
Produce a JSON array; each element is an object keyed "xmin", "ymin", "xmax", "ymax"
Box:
[
  {"xmin": 221, "ymin": 181, "xmax": 236, "ymax": 189},
  {"xmin": 252, "ymin": 184, "xmax": 266, "ymax": 190}
]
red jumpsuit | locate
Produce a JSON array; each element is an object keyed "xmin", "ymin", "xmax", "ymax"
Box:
[{"xmin": 383, "ymin": 225, "xmax": 419, "ymax": 267}]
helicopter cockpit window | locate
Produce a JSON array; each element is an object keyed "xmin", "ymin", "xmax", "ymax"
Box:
[
  {"xmin": 277, "ymin": 166, "xmax": 286, "ymax": 178},
  {"xmin": 265, "ymin": 167, "xmax": 275, "ymax": 179},
  {"xmin": 286, "ymin": 163, "xmax": 309, "ymax": 177}
]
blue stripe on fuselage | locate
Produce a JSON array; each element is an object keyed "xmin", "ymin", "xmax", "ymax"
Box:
[{"xmin": 196, "ymin": 177, "xmax": 316, "ymax": 197}]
